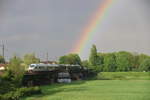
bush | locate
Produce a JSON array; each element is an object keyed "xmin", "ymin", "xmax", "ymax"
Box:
[
  {"xmin": 0, "ymin": 70, "xmax": 18, "ymax": 94},
  {"xmin": 0, "ymin": 80, "xmax": 16, "ymax": 94},
  {"xmin": 18, "ymin": 87, "xmax": 42, "ymax": 96},
  {"xmin": 0, "ymin": 87, "xmax": 42, "ymax": 100}
]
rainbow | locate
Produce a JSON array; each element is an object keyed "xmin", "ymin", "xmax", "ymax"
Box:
[{"xmin": 72, "ymin": 0, "xmax": 115, "ymax": 55}]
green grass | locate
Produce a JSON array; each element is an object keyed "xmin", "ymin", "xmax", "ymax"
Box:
[
  {"xmin": 97, "ymin": 72, "xmax": 150, "ymax": 80},
  {"xmin": 22, "ymin": 79, "xmax": 150, "ymax": 100}
]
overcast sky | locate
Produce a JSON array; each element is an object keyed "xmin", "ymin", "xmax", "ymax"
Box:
[{"xmin": 0, "ymin": 0, "xmax": 150, "ymax": 60}]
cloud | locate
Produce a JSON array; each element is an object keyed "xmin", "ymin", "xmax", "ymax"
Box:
[{"xmin": 0, "ymin": 0, "xmax": 150, "ymax": 60}]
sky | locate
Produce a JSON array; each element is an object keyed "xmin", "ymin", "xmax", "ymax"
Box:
[{"xmin": 0, "ymin": 0, "xmax": 150, "ymax": 61}]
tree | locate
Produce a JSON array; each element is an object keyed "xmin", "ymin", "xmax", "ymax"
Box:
[
  {"xmin": 97, "ymin": 53, "xmax": 105, "ymax": 64},
  {"xmin": 59, "ymin": 54, "xmax": 81, "ymax": 65},
  {"xmin": 23, "ymin": 53, "xmax": 40, "ymax": 67},
  {"xmin": 89, "ymin": 45, "xmax": 103, "ymax": 71},
  {"xmin": 89, "ymin": 45, "xmax": 98, "ymax": 66},
  {"xmin": 115, "ymin": 51, "xmax": 133, "ymax": 71},
  {"xmin": 59, "ymin": 55, "xmax": 67, "ymax": 64},
  {"xmin": 137, "ymin": 54, "xmax": 150, "ymax": 71},
  {"xmin": 131, "ymin": 52, "xmax": 140, "ymax": 71},
  {"xmin": 0, "ymin": 55, "xmax": 5, "ymax": 63},
  {"xmin": 103, "ymin": 53, "xmax": 116, "ymax": 72},
  {"xmin": 8, "ymin": 56, "xmax": 25, "ymax": 87},
  {"xmin": 139, "ymin": 58, "xmax": 150, "ymax": 71},
  {"xmin": 82, "ymin": 60, "xmax": 90, "ymax": 68}
]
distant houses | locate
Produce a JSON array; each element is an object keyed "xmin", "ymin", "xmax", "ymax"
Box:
[
  {"xmin": 0, "ymin": 61, "xmax": 57, "ymax": 72},
  {"xmin": 0, "ymin": 64, "xmax": 7, "ymax": 75},
  {"xmin": 0, "ymin": 64, "xmax": 6, "ymax": 71},
  {"xmin": 40, "ymin": 61, "xmax": 57, "ymax": 64}
]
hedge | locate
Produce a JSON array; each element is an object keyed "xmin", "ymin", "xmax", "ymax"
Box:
[{"xmin": 0, "ymin": 86, "xmax": 41, "ymax": 100}]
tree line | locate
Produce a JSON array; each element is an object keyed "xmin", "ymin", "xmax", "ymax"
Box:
[
  {"xmin": 59, "ymin": 45, "xmax": 150, "ymax": 72},
  {"xmin": 0, "ymin": 45, "xmax": 150, "ymax": 73}
]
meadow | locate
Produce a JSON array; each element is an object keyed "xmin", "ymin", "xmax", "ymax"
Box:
[
  {"xmin": 22, "ymin": 72, "xmax": 150, "ymax": 100},
  {"xmin": 96, "ymin": 72, "xmax": 150, "ymax": 80}
]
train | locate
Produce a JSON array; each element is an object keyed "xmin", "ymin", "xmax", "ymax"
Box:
[
  {"xmin": 22, "ymin": 63, "xmax": 89, "ymax": 86},
  {"xmin": 28, "ymin": 63, "xmax": 59, "ymax": 71},
  {"xmin": 27, "ymin": 63, "xmax": 81, "ymax": 72}
]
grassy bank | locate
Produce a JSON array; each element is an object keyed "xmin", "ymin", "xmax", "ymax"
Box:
[
  {"xmin": 22, "ymin": 72, "xmax": 150, "ymax": 100},
  {"xmin": 22, "ymin": 80, "xmax": 150, "ymax": 100},
  {"xmin": 96, "ymin": 72, "xmax": 150, "ymax": 80}
]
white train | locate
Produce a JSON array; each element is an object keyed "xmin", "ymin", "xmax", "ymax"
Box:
[
  {"xmin": 28, "ymin": 63, "xmax": 81, "ymax": 72},
  {"xmin": 28, "ymin": 63, "xmax": 59, "ymax": 71}
]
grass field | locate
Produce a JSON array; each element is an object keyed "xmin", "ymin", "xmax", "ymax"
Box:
[
  {"xmin": 96, "ymin": 72, "xmax": 150, "ymax": 80},
  {"xmin": 22, "ymin": 79, "xmax": 150, "ymax": 100}
]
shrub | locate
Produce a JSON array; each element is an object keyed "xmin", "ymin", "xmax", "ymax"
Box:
[
  {"xmin": 18, "ymin": 86, "xmax": 42, "ymax": 96},
  {"xmin": 0, "ymin": 87, "xmax": 42, "ymax": 100},
  {"xmin": 0, "ymin": 70, "xmax": 17, "ymax": 94}
]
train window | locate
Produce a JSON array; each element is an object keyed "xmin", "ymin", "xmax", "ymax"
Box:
[
  {"xmin": 39, "ymin": 66, "xmax": 44, "ymax": 69},
  {"xmin": 30, "ymin": 65, "xmax": 35, "ymax": 67},
  {"xmin": 48, "ymin": 67, "xmax": 53, "ymax": 69}
]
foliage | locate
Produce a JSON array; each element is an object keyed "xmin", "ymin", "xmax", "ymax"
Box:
[
  {"xmin": 88, "ymin": 45, "xmax": 150, "ymax": 72},
  {"xmin": 89, "ymin": 45, "xmax": 103, "ymax": 71},
  {"xmin": 81, "ymin": 60, "xmax": 90, "ymax": 68},
  {"xmin": 59, "ymin": 53, "xmax": 81, "ymax": 65},
  {"xmin": 89, "ymin": 44, "xmax": 98, "ymax": 66},
  {"xmin": 97, "ymin": 51, "xmax": 150, "ymax": 72},
  {"xmin": 8, "ymin": 56, "xmax": 23, "ymax": 73},
  {"xmin": 103, "ymin": 53, "xmax": 116, "ymax": 72},
  {"xmin": 0, "ymin": 56, "xmax": 26, "ymax": 95},
  {"xmin": 139, "ymin": 58, "xmax": 150, "ymax": 71},
  {"xmin": 0, "ymin": 55, "xmax": 5, "ymax": 63},
  {"xmin": 7, "ymin": 56, "xmax": 25, "ymax": 87},
  {"xmin": 23, "ymin": 53, "xmax": 40, "ymax": 67},
  {"xmin": 138, "ymin": 54, "xmax": 150, "ymax": 64},
  {"xmin": 131, "ymin": 52, "xmax": 139, "ymax": 71},
  {"xmin": 0, "ymin": 80, "xmax": 15, "ymax": 95},
  {"xmin": 0, "ymin": 87, "xmax": 41, "ymax": 100},
  {"xmin": 115, "ymin": 51, "xmax": 134, "ymax": 71},
  {"xmin": 137, "ymin": 54, "xmax": 150, "ymax": 71},
  {"xmin": 1, "ymin": 70, "xmax": 14, "ymax": 81},
  {"xmin": 0, "ymin": 70, "xmax": 16, "ymax": 94}
]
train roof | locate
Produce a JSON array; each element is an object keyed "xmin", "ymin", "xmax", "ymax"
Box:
[
  {"xmin": 30, "ymin": 63, "xmax": 81, "ymax": 67},
  {"xmin": 30, "ymin": 63, "xmax": 59, "ymax": 67}
]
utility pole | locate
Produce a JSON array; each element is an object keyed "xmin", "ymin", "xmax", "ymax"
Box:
[
  {"xmin": 2, "ymin": 44, "xmax": 4, "ymax": 58},
  {"xmin": 0, "ymin": 44, "xmax": 5, "ymax": 58},
  {"xmin": 46, "ymin": 52, "xmax": 49, "ymax": 62}
]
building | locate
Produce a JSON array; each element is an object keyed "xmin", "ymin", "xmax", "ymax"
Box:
[
  {"xmin": 0, "ymin": 64, "xmax": 6, "ymax": 71},
  {"xmin": 40, "ymin": 61, "xmax": 57, "ymax": 64}
]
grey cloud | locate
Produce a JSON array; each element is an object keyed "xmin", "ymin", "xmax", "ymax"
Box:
[{"xmin": 0, "ymin": 0, "xmax": 150, "ymax": 60}]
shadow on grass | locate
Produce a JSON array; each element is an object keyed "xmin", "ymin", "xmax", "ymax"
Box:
[
  {"xmin": 22, "ymin": 80, "xmax": 87, "ymax": 99},
  {"xmin": 43, "ymin": 80, "xmax": 87, "ymax": 93}
]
